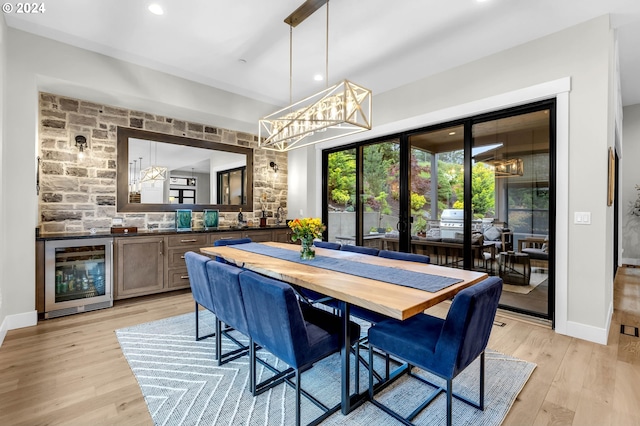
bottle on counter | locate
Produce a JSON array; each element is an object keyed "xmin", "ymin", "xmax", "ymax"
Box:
[{"xmin": 238, "ymin": 208, "xmax": 244, "ymax": 224}]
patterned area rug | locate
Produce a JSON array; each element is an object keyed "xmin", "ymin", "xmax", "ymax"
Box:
[{"xmin": 116, "ymin": 311, "xmax": 536, "ymax": 425}]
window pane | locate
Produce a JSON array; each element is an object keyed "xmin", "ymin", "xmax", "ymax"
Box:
[
  {"xmin": 360, "ymin": 140, "xmax": 400, "ymax": 249},
  {"xmin": 326, "ymin": 149, "xmax": 356, "ymax": 243},
  {"xmin": 408, "ymin": 125, "xmax": 464, "ymax": 262}
]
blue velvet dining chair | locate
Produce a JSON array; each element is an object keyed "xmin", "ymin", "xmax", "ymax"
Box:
[
  {"xmin": 313, "ymin": 240, "xmax": 341, "ymax": 250},
  {"xmin": 340, "ymin": 244, "xmax": 379, "ymax": 256},
  {"xmin": 378, "ymin": 249, "xmax": 430, "ymax": 264},
  {"xmin": 213, "ymin": 237, "xmax": 252, "ymax": 263},
  {"xmin": 205, "ymin": 260, "xmax": 250, "ymax": 365},
  {"xmin": 184, "ymin": 251, "xmax": 215, "ymax": 341},
  {"xmin": 367, "ymin": 276, "xmax": 503, "ymax": 426},
  {"xmin": 239, "ymin": 270, "xmax": 361, "ymax": 426}
]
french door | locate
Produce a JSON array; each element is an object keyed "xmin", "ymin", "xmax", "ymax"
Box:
[{"xmin": 323, "ymin": 100, "xmax": 555, "ymax": 321}]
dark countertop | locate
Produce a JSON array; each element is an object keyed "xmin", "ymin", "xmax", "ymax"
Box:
[{"xmin": 36, "ymin": 225, "xmax": 290, "ymax": 241}]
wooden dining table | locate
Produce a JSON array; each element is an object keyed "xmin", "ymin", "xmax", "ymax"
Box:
[{"xmin": 200, "ymin": 242, "xmax": 487, "ymax": 415}]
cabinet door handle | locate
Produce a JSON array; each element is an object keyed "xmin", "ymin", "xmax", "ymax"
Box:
[
  {"xmin": 180, "ymin": 275, "xmax": 189, "ymax": 279},
  {"xmin": 180, "ymin": 255, "xmax": 185, "ymax": 259},
  {"xmin": 159, "ymin": 241, "xmax": 164, "ymax": 256},
  {"xmin": 180, "ymin": 239, "xmax": 198, "ymax": 243}
]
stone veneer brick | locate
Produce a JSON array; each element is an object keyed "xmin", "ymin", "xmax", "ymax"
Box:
[{"xmin": 38, "ymin": 92, "xmax": 288, "ymax": 233}]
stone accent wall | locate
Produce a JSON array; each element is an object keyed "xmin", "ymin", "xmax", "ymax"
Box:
[{"xmin": 38, "ymin": 92, "xmax": 288, "ymax": 233}]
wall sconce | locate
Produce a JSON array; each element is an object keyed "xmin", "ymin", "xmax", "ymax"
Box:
[
  {"xmin": 269, "ymin": 161, "xmax": 279, "ymax": 173},
  {"xmin": 75, "ymin": 135, "xmax": 88, "ymax": 160}
]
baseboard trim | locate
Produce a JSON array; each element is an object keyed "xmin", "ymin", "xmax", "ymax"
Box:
[
  {"xmin": 0, "ymin": 317, "xmax": 7, "ymax": 348},
  {"xmin": 0, "ymin": 310, "xmax": 38, "ymax": 348},
  {"xmin": 565, "ymin": 305, "xmax": 613, "ymax": 345},
  {"xmin": 621, "ymin": 257, "xmax": 640, "ymax": 266}
]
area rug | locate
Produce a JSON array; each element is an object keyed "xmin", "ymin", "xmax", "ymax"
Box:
[
  {"xmin": 116, "ymin": 311, "xmax": 536, "ymax": 425},
  {"xmin": 502, "ymin": 271, "xmax": 548, "ymax": 295}
]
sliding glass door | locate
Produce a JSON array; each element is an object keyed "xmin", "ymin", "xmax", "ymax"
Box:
[
  {"xmin": 322, "ymin": 100, "xmax": 555, "ymax": 320},
  {"xmin": 471, "ymin": 108, "xmax": 553, "ymax": 317}
]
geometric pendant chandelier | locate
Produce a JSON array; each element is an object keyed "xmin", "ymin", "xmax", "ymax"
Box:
[
  {"xmin": 258, "ymin": 0, "xmax": 372, "ymax": 152},
  {"xmin": 139, "ymin": 164, "xmax": 168, "ymax": 183},
  {"xmin": 139, "ymin": 141, "xmax": 167, "ymax": 183},
  {"xmin": 259, "ymin": 79, "xmax": 372, "ymax": 151}
]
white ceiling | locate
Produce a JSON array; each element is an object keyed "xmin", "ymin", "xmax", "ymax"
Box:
[{"xmin": 5, "ymin": 0, "xmax": 640, "ymax": 108}]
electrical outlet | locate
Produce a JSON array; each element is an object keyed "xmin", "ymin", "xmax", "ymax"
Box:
[{"xmin": 112, "ymin": 218, "xmax": 123, "ymax": 226}]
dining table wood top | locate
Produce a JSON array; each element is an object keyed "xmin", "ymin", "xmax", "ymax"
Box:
[{"xmin": 201, "ymin": 242, "xmax": 487, "ymax": 321}]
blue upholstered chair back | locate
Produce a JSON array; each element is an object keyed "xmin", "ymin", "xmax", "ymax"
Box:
[
  {"xmin": 340, "ymin": 244, "xmax": 379, "ymax": 256},
  {"xmin": 185, "ymin": 251, "xmax": 214, "ymax": 311},
  {"xmin": 239, "ymin": 271, "xmax": 334, "ymax": 369},
  {"xmin": 239, "ymin": 271, "xmax": 309, "ymax": 367},
  {"xmin": 214, "ymin": 237, "xmax": 252, "ymax": 247},
  {"xmin": 437, "ymin": 277, "xmax": 502, "ymax": 377},
  {"xmin": 313, "ymin": 241, "xmax": 341, "ymax": 250},
  {"xmin": 213, "ymin": 237, "xmax": 252, "ymax": 263},
  {"xmin": 205, "ymin": 260, "xmax": 249, "ymax": 336},
  {"xmin": 378, "ymin": 250, "xmax": 430, "ymax": 264}
]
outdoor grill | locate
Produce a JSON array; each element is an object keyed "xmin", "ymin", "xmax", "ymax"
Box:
[{"xmin": 440, "ymin": 209, "xmax": 464, "ymax": 239}]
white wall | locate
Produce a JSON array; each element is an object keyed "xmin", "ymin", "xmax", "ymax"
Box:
[
  {"xmin": 0, "ymin": 16, "xmax": 7, "ymax": 344},
  {"xmin": 621, "ymin": 104, "xmax": 640, "ymax": 264},
  {"xmin": 0, "ymin": 28, "xmax": 279, "ymax": 341},
  {"xmin": 295, "ymin": 16, "xmax": 616, "ymax": 343},
  {"xmin": 287, "ymin": 145, "xmax": 316, "ymax": 219}
]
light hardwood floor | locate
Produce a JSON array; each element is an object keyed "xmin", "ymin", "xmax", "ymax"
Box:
[{"xmin": 1, "ymin": 269, "xmax": 639, "ymax": 425}]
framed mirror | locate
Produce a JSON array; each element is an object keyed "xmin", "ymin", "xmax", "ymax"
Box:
[{"xmin": 117, "ymin": 127, "xmax": 253, "ymax": 213}]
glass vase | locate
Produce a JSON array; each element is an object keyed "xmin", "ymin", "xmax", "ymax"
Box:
[{"xmin": 300, "ymin": 237, "xmax": 316, "ymax": 260}]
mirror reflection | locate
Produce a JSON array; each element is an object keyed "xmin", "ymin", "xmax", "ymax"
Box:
[
  {"xmin": 128, "ymin": 138, "xmax": 247, "ymax": 205},
  {"xmin": 117, "ymin": 127, "xmax": 253, "ymax": 213}
]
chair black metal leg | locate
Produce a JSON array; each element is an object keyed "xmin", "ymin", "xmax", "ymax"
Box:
[
  {"xmin": 446, "ymin": 378, "xmax": 453, "ymax": 426},
  {"xmin": 368, "ymin": 344, "xmax": 374, "ymax": 399},
  {"xmin": 295, "ymin": 369, "xmax": 301, "ymax": 426},
  {"xmin": 215, "ymin": 319, "xmax": 222, "ymax": 364},
  {"xmin": 354, "ymin": 338, "xmax": 360, "ymax": 394},
  {"xmin": 194, "ymin": 302, "xmax": 215, "ymax": 341},
  {"xmin": 249, "ymin": 339, "xmax": 256, "ymax": 396},
  {"xmin": 195, "ymin": 301, "xmax": 199, "ymax": 340},
  {"xmin": 479, "ymin": 351, "xmax": 485, "ymax": 410}
]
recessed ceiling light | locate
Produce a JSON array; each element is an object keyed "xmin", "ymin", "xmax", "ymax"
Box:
[
  {"xmin": 449, "ymin": 131, "xmax": 456, "ymax": 135},
  {"xmin": 314, "ymin": 74, "xmax": 323, "ymax": 82},
  {"xmin": 148, "ymin": 4, "xmax": 164, "ymax": 15}
]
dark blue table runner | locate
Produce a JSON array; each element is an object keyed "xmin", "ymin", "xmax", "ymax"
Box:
[{"xmin": 230, "ymin": 242, "xmax": 462, "ymax": 293}]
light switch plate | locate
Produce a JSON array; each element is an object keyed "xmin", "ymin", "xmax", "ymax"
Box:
[{"xmin": 574, "ymin": 212, "xmax": 591, "ymax": 225}]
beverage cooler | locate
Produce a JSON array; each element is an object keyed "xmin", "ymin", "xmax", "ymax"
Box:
[{"xmin": 44, "ymin": 238, "xmax": 113, "ymax": 319}]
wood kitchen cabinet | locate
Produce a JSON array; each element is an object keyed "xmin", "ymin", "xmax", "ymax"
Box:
[
  {"xmin": 114, "ymin": 236, "xmax": 165, "ymax": 299},
  {"xmin": 271, "ymin": 227, "xmax": 293, "ymax": 243},
  {"xmin": 165, "ymin": 234, "xmax": 209, "ymax": 290}
]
